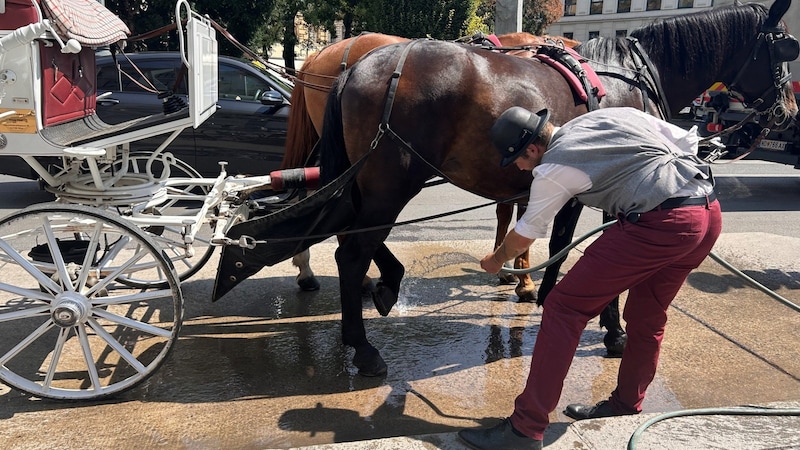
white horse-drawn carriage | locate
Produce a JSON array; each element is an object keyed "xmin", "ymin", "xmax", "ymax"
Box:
[{"xmin": 0, "ymin": 0, "xmax": 291, "ymax": 399}]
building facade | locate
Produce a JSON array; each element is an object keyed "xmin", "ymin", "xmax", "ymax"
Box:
[{"xmin": 544, "ymin": 0, "xmax": 798, "ymax": 88}]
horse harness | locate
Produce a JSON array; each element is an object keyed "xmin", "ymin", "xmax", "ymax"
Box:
[
  {"xmin": 369, "ymin": 38, "xmax": 670, "ymax": 184},
  {"xmin": 727, "ymin": 25, "xmax": 799, "ymax": 130}
]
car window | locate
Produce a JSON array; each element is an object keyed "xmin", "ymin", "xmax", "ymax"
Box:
[
  {"xmin": 96, "ymin": 58, "xmax": 187, "ymax": 94},
  {"xmin": 218, "ymin": 64, "xmax": 272, "ymax": 101},
  {"xmin": 250, "ymin": 62, "xmax": 294, "ymax": 94}
]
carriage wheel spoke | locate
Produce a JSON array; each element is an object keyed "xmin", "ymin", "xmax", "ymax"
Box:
[
  {"xmin": 42, "ymin": 219, "xmax": 75, "ymax": 293},
  {"xmin": 0, "ymin": 319, "xmax": 55, "ymax": 365},
  {"xmin": 0, "ymin": 239, "xmax": 61, "ymax": 294},
  {"xmin": 92, "ymin": 289, "xmax": 173, "ymax": 307},
  {"xmin": 86, "ymin": 247, "xmax": 149, "ymax": 297},
  {"xmin": 0, "ymin": 305, "xmax": 51, "ymax": 323},
  {"xmin": 92, "ymin": 307, "xmax": 173, "ymax": 338},
  {"xmin": 76, "ymin": 325, "xmax": 102, "ymax": 394},
  {"xmin": 87, "ymin": 318, "xmax": 147, "ymax": 374},
  {"xmin": 74, "ymin": 222, "xmax": 105, "ymax": 292},
  {"xmin": 42, "ymin": 328, "xmax": 71, "ymax": 390}
]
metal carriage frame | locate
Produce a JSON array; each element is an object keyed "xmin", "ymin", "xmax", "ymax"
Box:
[{"xmin": 0, "ymin": 0, "xmax": 294, "ymax": 400}]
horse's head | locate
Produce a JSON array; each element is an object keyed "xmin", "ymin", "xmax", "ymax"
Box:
[{"xmin": 726, "ymin": 0, "xmax": 799, "ymax": 131}]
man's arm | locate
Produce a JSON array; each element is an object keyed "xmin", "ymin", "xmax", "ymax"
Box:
[{"xmin": 480, "ymin": 229, "xmax": 536, "ymax": 274}]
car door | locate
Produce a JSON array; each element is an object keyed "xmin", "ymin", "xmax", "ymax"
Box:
[
  {"xmin": 192, "ymin": 60, "xmax": 290, "ymax": 176},
  {"xmin": 95, "ymin": 55, "xmax": 198, "ymax": 168}
]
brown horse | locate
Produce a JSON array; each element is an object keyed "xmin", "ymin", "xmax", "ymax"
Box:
[
  {"xmin": 294, "ymin": 0, "xmax": 797, "ymax": 375},
  {"xmin": 282, "ymin": 31, "xmax": 580, "ymax": 301}
]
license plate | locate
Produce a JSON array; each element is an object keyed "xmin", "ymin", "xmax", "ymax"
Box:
[{"xmin": 758, "ymin": 139, "xmax": 788, "ymax": 151}]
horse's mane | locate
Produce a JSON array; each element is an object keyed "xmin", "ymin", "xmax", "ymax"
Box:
[{"xmin": 576, "ymin": 2, "xmax": 769, "ymax": 78}]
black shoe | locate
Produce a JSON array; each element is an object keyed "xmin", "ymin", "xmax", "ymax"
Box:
[
  {"xmin": 564, "ymin": 400, "xmax": 631, "ymax": 420},
  {"xmin": 458, "ymin": 418, "xmax": 542, "ymax": 450}
]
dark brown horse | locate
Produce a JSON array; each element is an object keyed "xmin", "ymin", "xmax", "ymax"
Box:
[
  {"xmin": 282, "ymin": 32, "xmax": 580, "ymax": 301},
  {"xmin": 309, "ymin": 0, "xmax": 798, "ymax": 376},
  {"xmin": 215, "ymin": 0, "xmax": 797, "ymax": 376}
]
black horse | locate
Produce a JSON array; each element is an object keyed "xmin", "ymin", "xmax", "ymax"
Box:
[{"xmin": 216, "ymin": 0, "xmax": 798, "ymax": 376}]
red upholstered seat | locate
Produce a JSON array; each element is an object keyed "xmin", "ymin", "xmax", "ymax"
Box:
[
  {"xmin": 0, "ymin": 0, "xmax": 41, "ymax": 30},
  {"xmin": 39, "ymin": 44, "xmax": 96, "ymax": 127}
]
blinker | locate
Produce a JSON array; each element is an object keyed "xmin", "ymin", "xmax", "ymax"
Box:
[{"xmin": 771, "ymin": 34, "xmax": 799, "ymax": 62}]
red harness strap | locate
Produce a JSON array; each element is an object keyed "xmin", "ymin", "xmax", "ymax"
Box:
[{"xmin": 533, "ymin": 46, "xmax": 606, "ymax": 108}]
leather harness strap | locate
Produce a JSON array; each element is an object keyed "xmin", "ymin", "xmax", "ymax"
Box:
[{"xmin": 627, "ymin": 37, "xmax": 672, "ymax": 120}]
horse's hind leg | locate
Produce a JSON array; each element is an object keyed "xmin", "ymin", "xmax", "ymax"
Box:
[
  {"xmin": 512, "ymin": 205, "xmax": 537, "ymax": 303},
  {"xmin": 495, "ymin": 203, "xmax": 517, "ymax": 284},
  {"xmin": 292, "ymin": 249, "xmax": 321, "ymax": 291},
  {"xmin": 600, "ymin": 296, "xmax": 626, "ymax": 357},
  {"xmin": 496, "ymin": 203, "xmax": 536, "ymax": 302},
  {"xmin": 597, "ymin": 212, "xmax": 627, "ymax": 358}
]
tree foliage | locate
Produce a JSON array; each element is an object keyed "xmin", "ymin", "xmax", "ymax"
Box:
[
  {"xmin": 359, "ymin": 0, "xmax": 474, "ymax": 40},
  {"xmin": 105, "ymin": 0, "xmax": 276, "ymax": 55},
  {"xmin": 472, "ymin": 0, "xmax": 564, "ymax": 35},
  {"xmin": 105, "ymin": 0, "xmax": 563, "ymax": 67}
]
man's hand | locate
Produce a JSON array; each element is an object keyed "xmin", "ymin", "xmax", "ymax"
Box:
[
  {"xmin": 480, "ymin": 253, "xmax": 504, "ymax": 274},
  {"xmin": 479, "ymin": 230, "xmax": 535, "ymax": 275}
]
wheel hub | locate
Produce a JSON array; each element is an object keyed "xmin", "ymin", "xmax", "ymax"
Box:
[{"xmin": 51, "ymin": 292, "xmax": 91, "ymax": 328}]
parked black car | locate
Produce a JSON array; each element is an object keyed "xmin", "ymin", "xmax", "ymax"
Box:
[{"xmin": 95, "ymin": 52, "xmax": 293, "ymax": 176}]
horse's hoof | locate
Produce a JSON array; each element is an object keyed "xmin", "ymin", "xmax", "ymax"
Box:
[
  {"xmin": 360, "ymin": 279, "xmax": 377, "ymax": 302},
  {"xmin": 497, "ymin": 267, "xmax": 517, "ymax": 284},
  {"xmin": 372, "ymin": 283, "xmax": 398, "ymax": 316},
  {"xmin": 516, "ymin": 289, "xmax": 538, "ymax": 303},
  {"xmin": 604, "ymin": 332, "xmax": 627, "ymax": 358},
  {"xmin": 297, "ymin": 276, "xmax": 320, "ymax": 291},
  {"xmin": 353, "ymin": 346, "xmax": 388, "ymax": 377}
]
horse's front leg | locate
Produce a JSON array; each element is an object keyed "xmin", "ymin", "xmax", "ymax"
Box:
[
  {"xmin": 334, "ymin": 232, "xmax": 391, "ymax": 377},
  {"xmin": 539, "ymin": 199, "xmax": 584, "ymax": 305},
  {"xmin": 371, "ymin": 243, "xmax": 405, "ymax": 316}
]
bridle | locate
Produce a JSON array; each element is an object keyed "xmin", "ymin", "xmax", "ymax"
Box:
[{"xmin": 727, "ymin": 25, "xmax": 799, "ymax": 130}]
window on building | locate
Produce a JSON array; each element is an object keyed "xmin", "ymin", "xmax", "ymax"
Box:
[
  {"xmin": 646, "ymin": 0, "xmax": 662, "ymax": 10},
  {"xmin": 564, "ymin": 32, "xmax": 574, "ymax": 40},
  {"xmin": 616, "ymin": 29, "xmax": 627, "ymax": 37},
  {"xmin": 564, "ymin": 0, "xmax": 577, "ymax": 16},
  {"xmin": 678, "ymin": 0, "xmax": 694, "ymax": 8},
  {"xmin": 617, "ymin": 0, "xmax": 631, "ymax": 12},
  {"xmin": 589, "ymin": 31, "xmax": 600, "ymax": 39},
  {"xmin": 590, "ymin": 0, "xmax": 603, "ymax": 14}
]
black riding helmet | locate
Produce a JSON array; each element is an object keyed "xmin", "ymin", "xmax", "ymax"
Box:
[{"xmin": 491, "ymin": 107, "xmax": 550, "ymax": 167}]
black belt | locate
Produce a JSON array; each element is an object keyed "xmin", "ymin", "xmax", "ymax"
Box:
[{"xmin": 623, "ymin": 191, "xmax": 717, "ymax": 223}]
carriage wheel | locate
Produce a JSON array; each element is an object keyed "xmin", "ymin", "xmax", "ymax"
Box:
[
  {"xmin": 113, "ymin": 152, "xmax": 216, "ymax": 287},
  {"xmin": 0, "ymin": 203, "xmax": 182, "ymax": 400}
]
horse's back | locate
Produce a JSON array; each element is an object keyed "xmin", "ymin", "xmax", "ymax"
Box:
[{"xmin": 332, "ymin": 40, "xmax": 582, "ymax": 199}]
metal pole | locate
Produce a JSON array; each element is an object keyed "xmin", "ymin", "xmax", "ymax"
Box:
[{"xmin": 495, "ymin": 0, "xmax": 523, "ymax": 34}]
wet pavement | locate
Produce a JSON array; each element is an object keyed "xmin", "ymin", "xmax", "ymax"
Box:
[{"xmin": 1, "ymin": 231, "xmax": 799, "ymax": 449}]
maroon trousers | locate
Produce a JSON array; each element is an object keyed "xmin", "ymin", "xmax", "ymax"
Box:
[{"xmin": 511, "ymin": 201, "xmax": 722, "ymax": 441}]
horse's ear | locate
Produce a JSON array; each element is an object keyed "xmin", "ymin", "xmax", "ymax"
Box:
[{"xmin": 765, "ymin": 0, "xmax": 791, "ymax": 29}]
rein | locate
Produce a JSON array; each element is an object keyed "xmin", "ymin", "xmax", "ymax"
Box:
[
  {"xmin": 626, "ymin": 37, "xmax": 671, "ymax": 120},
  {"xmin": 291, "ymin": 32, "xmax": 373, "ymax": 93}
]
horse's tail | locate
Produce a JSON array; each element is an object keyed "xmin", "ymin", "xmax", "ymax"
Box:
[
  {"xmin": 319, "ymin": 74, "xmax": 349, "ymax": 186},
  {"xmin": 281, "ymin": 76, "xmax": 319, "ymax": 170}
]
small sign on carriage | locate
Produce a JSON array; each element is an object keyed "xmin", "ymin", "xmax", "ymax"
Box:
[{"xmin": 0, "ymin": 109, "xmax": 36, "ymax": 134}]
